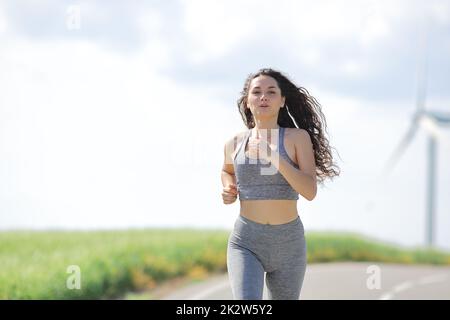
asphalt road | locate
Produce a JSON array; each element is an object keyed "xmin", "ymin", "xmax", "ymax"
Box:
[{"xmin": 161, "ymin": 262, "xmax": 450, "ymax": 300}]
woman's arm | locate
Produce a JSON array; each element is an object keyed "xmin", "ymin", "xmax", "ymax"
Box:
[
  {"xmin": 221, "ymin": 136, "xmax": 239, "ymax": 204},
  {"xmin": 267, "ymin": 129, "xmax": 317, "ymax": 201},
  {"xmin": 221, "ymin": 170, "xmax": 236, "ymax": 188},
  {"xmin": 221, "ymin": 136, "xmax": 236, "ymax": 187}
]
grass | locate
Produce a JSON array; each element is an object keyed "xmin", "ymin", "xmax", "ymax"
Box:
[
  {"xmin": 1, "ymin": 228, "xmax": 449, "ymax": 299},
  {"xmin": 306, "ymin": 231, "xmax": 450, "ymax": 265}
]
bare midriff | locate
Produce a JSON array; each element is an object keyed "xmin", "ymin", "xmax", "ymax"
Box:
[{"xmin": 239, "ymin": 199, "xmax": 299, "ymax": 225}]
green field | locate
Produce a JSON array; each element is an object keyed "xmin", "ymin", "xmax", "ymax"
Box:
[{"xmin": 1, "ymin": 229, "xmax": 449, "ymax": 299}]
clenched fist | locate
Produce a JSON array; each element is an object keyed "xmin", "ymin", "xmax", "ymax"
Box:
[
  {"xmin": 246, "ymin": 131, "xmax": 274, "ymax": 161},
  {"xmin": 222, "ymin": 183, "xmax": 238, "ymax": 204}
]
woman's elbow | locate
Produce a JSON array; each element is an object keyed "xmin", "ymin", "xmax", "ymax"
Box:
[{"xmin": 307, "ymin": 184, "xmax": 317, "ymax": 201}]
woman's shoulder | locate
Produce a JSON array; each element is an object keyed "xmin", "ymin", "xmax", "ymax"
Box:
[
  {"xmin": 285, "ymin": 127, "xmax": 310, "ymax": 140},
  {"xmin": 225, "ymin": 130, "xmax": 248, "ymax": 151}
]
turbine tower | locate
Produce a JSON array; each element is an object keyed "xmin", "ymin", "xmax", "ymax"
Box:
[{"xmin": 380, "ymin": 16, "xmax": 450, "ymax": 248}]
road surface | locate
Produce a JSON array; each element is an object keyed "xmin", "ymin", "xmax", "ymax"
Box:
[{"xmin": 160, "ymin": 262, "xmax": 450, "ymax": 300}]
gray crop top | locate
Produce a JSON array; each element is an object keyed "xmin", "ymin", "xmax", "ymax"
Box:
[{"xmin": 233, "ymin": 127, "xmax": 299, "ymax": 200}]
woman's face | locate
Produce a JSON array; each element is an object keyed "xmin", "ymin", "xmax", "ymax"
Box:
[{"xmin": 246, "ymin": 75, "xmax": 285, "ymax": 117}]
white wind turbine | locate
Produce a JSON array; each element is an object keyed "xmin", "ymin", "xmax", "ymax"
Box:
[{"xmin": 380, "ymin": 16, "xmax": 450, "ymax": 248}]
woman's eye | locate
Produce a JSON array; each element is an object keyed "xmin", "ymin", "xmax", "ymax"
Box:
[{"xmin": 252, "ymin": 91, "xmax": 276, "ymax": 94}]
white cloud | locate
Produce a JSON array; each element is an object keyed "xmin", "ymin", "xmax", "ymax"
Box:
[
  {"xmin": 177, "ymin": 0, "xmax": 396, "ymax": 63},
  {"xmin": 179, "ymin": 0, "xmax": 257, "ymax": 64},
  {"xmin": 359, "ymin": 12, "xmax": 391, "ymax": 47},
  {"xmin": 430, "ymin": 0, "xmax": 450, "ymax": 25},
  {"xmin": 0, "ymin": 4, "xmax": 7, "ymax": 34},
  {"xmin": 0, "ymin": 35, "xmax": 238, "ymax": 230},
  {"xmin": 298, "ymin": 48, "xmax": 322, "ymax": 67},
  {"xmin": 339, "ymin": 60, "xmax": 367, "ymax": 77}
]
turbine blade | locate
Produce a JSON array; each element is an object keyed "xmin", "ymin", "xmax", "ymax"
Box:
[
  {"xmin": 415, "ymin": 13, "xmax": 429, "ymax": 113},
  {"xmin": 380, "ymin": 122, "xmax": 418, "ymax": 176}
]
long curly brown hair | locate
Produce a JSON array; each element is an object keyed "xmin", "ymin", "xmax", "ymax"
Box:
[{"xmin": 237, "ymin": 68, "xmax": 340, "ymax": 185}]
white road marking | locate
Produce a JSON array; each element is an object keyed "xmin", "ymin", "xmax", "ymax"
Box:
[
  {"xmin": 379, "ymin": 293, "xmax": 394, "ymax": 300},
  {"xmin": 417, "ymin": 274, "xmax": 448, "ymax": 285},
  {"xmin": 190, "ymin": 279, "xmax": 231, "ymax": 300},
  {"xmin": 393, "ymin": 281, "xmax": 414, "ymax": 293},
  {"xmin": 378, "ymin": 273, "xmax": 449, "ymax": 300}
]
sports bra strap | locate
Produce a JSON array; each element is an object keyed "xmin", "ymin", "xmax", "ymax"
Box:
[{"xmin": 233, "ymin": 130, "xmax": 251, "ymax": 160}]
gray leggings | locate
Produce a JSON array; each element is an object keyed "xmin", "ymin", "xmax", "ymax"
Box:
[{"xmin": 227, "ymin": 214, "xmax": 307, "ymax": 300}]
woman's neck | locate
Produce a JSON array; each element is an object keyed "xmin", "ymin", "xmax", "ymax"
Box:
[{"xmin": 253, "ymin": 119, "xmax": 280, "ymax": 130}]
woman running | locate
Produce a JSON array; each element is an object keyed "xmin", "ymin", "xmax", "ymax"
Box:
[{"xmin": 221, "ymin": 68, "xmax": 340, "ymax": 300}]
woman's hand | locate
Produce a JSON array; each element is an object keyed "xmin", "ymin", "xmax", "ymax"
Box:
[
  {"xmin": 222, "ymin": 183, "xmax": 238, "ymax": 204},
  {"xmin": 246, "ymin": 133, "xmax": 274, "ymax": 162}
]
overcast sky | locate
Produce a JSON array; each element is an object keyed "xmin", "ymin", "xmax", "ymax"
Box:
[{"xmin": 1, "ymin": 0, "xmax": 449, "ymax": 251}]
